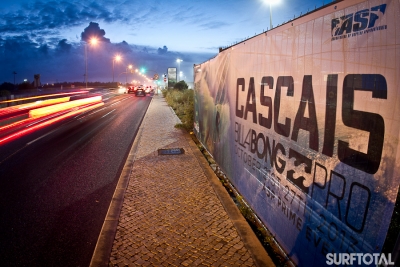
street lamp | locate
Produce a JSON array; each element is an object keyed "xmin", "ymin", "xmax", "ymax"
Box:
[
  {"xmin": 126, "ymin": 64, "xmax": 132, "ymax": 86},
  {"xmin": 264, "ymin": 0, "xmax": 281, "ymax": 29},
  {"xmin": 176, "ymin": 58, "xmax": 182, "ymax": 82},
  {"xmin": 113, "ymin": 55, "xmax": 121, "ymax": 83},
  {"xmin": 85, "ymin": 37, "xmax": 98, "ymax": 88},
  {"xmin": 13, "ymin": 71, "xmax": 17, "ymax": 86}
]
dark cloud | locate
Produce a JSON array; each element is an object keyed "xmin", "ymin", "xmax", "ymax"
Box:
[
  {"xmin": 0, "ymin": 1, "xmax": 126, "ymax": 37},
  {"xmin": 87, "ymin": 2, "xmax": 113, "ymax": 23},
  {"xmin": 1, "ymin": 2, "xmax": 78, "ymax": 34},
  {"xmin": 0, "ymin": 35, "xmax": 38, "ymax": 58},
  {"xmin": 0, "ymin": 32, "xmax": 215, "ymax": 84},
  {"xmin": 114, "ymin": 41, "xmax": 133, "ymax": 54},
  {"xmin": 0, "ymin": 0, "xmax": 229, "ymax": 56},
  {"xmin": 81, "ymin": 22, "xmax": 110, "ymax": 43},
  {"xmin": 157, "ymin": 46, "xmax": 168, "ymax": 55},
  {"xmin": 39, "ymin": 44, "xmax": 49, "ymax": 55},
  {"xmin": 56, "ymin": 39, "xmax": 72, "ymax": 53}
]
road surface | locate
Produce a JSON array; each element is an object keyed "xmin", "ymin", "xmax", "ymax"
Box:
[{"xmin": 0, "ymin": 90, "xmax": 151, "ymax": 267}]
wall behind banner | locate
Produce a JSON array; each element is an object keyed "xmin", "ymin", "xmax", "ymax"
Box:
[{"xmin": 194, "ymin": 0, "xmax": 400, "ymax": 266}]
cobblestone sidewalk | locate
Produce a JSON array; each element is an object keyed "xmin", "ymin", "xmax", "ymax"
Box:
[{"xmin": 107, "ymin": 95, "xmax": 271, "ymax": 266}]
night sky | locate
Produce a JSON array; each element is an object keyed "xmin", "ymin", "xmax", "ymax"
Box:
[{"xmin": 0, "ymin": 0, "xmax": 331, "ymax": 84}]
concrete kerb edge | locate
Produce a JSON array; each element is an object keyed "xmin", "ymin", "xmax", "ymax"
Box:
[
  {"xmin": 89, "ymin": 97, "xmax": 153, "ymax": 267},
  {"xmin": 185, "ymin": 133, "xmax": 275, "ymax": 267}
]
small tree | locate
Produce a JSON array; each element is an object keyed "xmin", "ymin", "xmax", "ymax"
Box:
[
  {"xmin": 0, "ymin": 82, "xmax": 15, "ymax": 92},
  {"xmin": 173, "ymin": 80, "xmax": 188, "ymax": 91},
  {"xmin": 18, "ymin": 81, "xmax": 33, "ymax": 90},
  {"xmin": 0, "ymin": 90, "xmax": 11, "ymax": 97}
]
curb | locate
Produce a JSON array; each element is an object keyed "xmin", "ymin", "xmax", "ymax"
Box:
[{"xmin": 185, "ymin": 133, "xmax": 275, "ymax": 267}]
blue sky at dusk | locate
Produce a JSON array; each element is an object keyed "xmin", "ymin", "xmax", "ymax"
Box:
[{"xmin": 0, "ymin": 0, "xmax": 332, "ymax": 84}]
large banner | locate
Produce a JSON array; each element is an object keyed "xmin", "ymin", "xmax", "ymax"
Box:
[{"xmin": 194, "ymin": 0, "xmax": 399, "ymax": 266}]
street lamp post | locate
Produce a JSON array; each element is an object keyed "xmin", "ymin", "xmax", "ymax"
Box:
[
  {"xmin": 113, "ymin": 55, "xmax": 121, "ymax": 83},
  {"xmin": 126, "ymin": 65, "xmax": 132, "ymax": 86},
  {"xmin": 13, "ymin": 71, "xmax": 17, "ymax": 86},
  {"xmin": 264, "ymin": 0, "xmax": 280, "ymax": 30},
  {"xmin": 269, "ymin": 3, "xmax": 273, "ymax": 29},
  {"xmin": 176, "ymin": 59, "xmax": 182, "ymax": 82},
  {"xmin": 84, "ymin": 37, "xmax": 98, "ymax": 88},
  {"xmin": 85, "ymin": 44, "xmax": 87, "ymax": 88}
]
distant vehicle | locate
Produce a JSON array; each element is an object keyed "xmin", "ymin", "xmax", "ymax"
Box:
[
  {"xmin": 145, "ymin": 85, "xmax": 152, "ymax": 93},
  {"xmin": 127, "ymin": 86, "xmax": 136, "ymax": 94},
  {"xmin": 135, "ymin": 88, "xmax": 146, "ymax": 97}
]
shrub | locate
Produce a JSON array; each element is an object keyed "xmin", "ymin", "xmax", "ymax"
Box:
[
  {"xmin": 18, "ymin": 81, "xmax": 33, "ymax": 90},
  {"xmin": 163, "ymin": 88, "xmax": 194, "ymax": 131},
  {"xmin": 0, "ymin": 82, "xmax": 15, "ymax": 92},
  {"xmin": 0, "ymin": 90, "xmax": 11, "ymax": 97},
  {"xmin": 161, "ymin": 89, "xmax": 168, "ymax": 98},
  {"xmin": 173, "ymin": 80, "xmax": 188, "ymax": 90}
]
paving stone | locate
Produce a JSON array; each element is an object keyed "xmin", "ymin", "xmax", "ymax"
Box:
[{"xmin": 108, "ymin": 96, "xmax": 257, "ymax": 266}]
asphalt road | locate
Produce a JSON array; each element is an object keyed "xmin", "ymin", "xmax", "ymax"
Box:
[{"xmin": 0, "ymin": 90, "xmax": 152, "ymax": 267}]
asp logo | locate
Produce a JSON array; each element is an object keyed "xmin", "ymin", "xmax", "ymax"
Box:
[{"xmin": 331, "ymin": 4, "xmax": 387, "ymax": 37}]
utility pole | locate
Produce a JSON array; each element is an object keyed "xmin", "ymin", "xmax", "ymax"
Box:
[
  {"xmin": 13, "ymin": 71, "xmax": 17, "ymax": 86},
  {"xmin": 85, "ymin": 43, "xmax": 88, "ymax": 88}
]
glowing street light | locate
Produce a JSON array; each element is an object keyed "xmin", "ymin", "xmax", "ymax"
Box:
[
  {"xmin": 264, "ymin": 0, "xmax": 281, "ymax": 29},
  {"xmin": 113, "ymin": 55, "xmax": 121, "ymax": 83},
  {"xmin": 176, "ymin": 58, "xmax": 182, "ymax": 82},
  {"xmin": 85, "ymin": 37, "xmax": 98, "ymax": 88},
  {"xmin": 90, "ymin": 38, "xmax": 98, "ymax": 45}
]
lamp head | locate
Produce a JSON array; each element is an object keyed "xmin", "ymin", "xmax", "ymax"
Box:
[
  {"xmin": 90, "ymin": 37, "xmax": 98, "ymax": 45},
  {"xmin": 264, "ymin": 0, "xmax": 280, "ymax": 4}
]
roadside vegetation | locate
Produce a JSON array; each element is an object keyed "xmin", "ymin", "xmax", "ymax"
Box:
[{"xmin": 162, "ymin": 80, "xmax": 194, "ymax": 131}]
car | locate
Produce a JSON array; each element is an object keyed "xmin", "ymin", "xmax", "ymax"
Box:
[
  {"xmin": 135, "ymin": 88, "xmax": 146, "ymax": 97},
  {"xmin": 127, "ymin": 86, "xmax": 136, "ymax": 94},
  {"xmin": 145, "ymin": 85, "xmax": 152, "ymax": 93}
]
